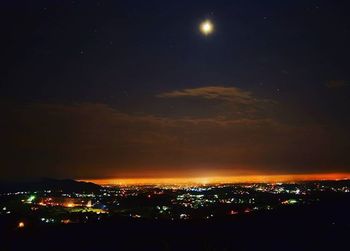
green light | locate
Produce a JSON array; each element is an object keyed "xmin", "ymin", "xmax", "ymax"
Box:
[{"xmin": 27, "ymin": 195, "xmax": 36, "ymax": 203}]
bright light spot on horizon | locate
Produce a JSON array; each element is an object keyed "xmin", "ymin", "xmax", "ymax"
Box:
[
  {"xmin": 66, "ymin": 203, "xmax": 74, "ymax": 208},
  {"xmin": 200, "ymin": 20, "xmax": 214, "ymax": 35},
  {"xmin": 27, "ymin": 195, "xmax": 36, "ymax": 203},
  {"xmin": 86, "ymin": 200, "xmax": 92, "ymax": 208},
  {"xmin": 80, "ymin": 173, "xmax": 350, "ymax": 186}
]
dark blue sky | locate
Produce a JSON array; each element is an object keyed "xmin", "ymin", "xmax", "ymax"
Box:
[{"xmin": 1, "ymin": 1, "xmax": 350, "ymax": 179}]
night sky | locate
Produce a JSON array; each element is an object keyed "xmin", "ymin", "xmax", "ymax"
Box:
[{"xmin": 1, "ymin": 0, "xmax": 350, "ymax": 180}]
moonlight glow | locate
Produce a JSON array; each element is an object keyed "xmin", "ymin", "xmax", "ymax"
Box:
[{"xmin": 200, "ymin": 20, "xmax": 214, "ymax": 35}]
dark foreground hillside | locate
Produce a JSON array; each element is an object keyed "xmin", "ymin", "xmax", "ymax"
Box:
[{"xmin": 2, "ymin": 194, "xmax": 350, "ymax": 251}]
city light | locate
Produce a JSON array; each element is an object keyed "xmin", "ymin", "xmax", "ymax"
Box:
[
  {"xmin": 66, "ymin": 203, "xmax": 74, "ymax": 208},
  {"xmin": 26, "ymin": 195, "xmax": 36, "ymax": 203},
  {"xmin": 1, "ymin": 178, "xmax": 350, "ymax": 226},
  {"xmin": 82, "ymin": 173, "xmax": 350, "ymax": 186}
]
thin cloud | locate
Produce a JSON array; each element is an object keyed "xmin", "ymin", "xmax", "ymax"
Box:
[
  {"xmin": 157, "ymin": 86, "xmax": 258, "ymax": 105},
  {"xmin": 157, "ymin": 86, "xmax": 275, "ymax": 107},
  {"xmin": 157, "ymin": 86, "xmax": 275, "ymax": 119},
  {"xmin": 326, "ymin": 80, "xmax": 349, "ymax": 88}
]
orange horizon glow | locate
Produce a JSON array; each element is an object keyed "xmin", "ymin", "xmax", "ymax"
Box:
[{"xmin": 80, "ymin": 172, "xmax": 350, "ymax": 186}]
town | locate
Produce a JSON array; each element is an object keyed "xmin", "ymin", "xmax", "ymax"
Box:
[{"xmin": 1, "ymin": 179, "xmax": 350, "ymax": 229}]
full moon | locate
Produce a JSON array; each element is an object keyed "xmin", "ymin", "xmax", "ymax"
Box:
[{"xmin": 199, "ymin": 20, "xmax": 214, "ymax": 35}]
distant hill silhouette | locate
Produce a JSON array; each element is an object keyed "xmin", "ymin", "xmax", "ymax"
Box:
[{"xmin": 0, "ymin": 178, "xmax": 100, "ymax": 193}]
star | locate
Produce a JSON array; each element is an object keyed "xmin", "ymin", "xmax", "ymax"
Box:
[{"xmin": 200, "ymin": 20, "xmax": 214, "ymax": 36}]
